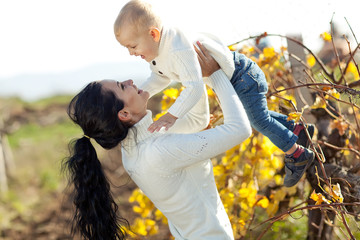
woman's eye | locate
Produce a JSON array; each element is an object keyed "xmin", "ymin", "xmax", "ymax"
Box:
[{"xmin": 117, "ymin": 81, "xmax": 125, "ymax": 90}]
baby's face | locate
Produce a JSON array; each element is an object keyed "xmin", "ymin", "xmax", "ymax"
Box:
[{"xmin": 116, "ymin": 25, "xmax": 159, "ymax": 62}]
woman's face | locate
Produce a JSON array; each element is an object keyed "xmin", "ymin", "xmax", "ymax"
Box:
[{"xmin": 101, "ymin": 79, "xmax": 149, "ymax": 118}]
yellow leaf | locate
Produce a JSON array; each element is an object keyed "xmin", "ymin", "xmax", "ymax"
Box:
[
  {"xmin": 311, "ymin": 96, "xmax": 327, "ymax": 109},
  {"xmin": 346, "ymin": 61, "xmax": 360, "ymax": 79},
  {"xmin": 307, "ymin": 54, "xmax": 316, "ymax": 67},
  {"xmin": 206, "ymin": 87, "xmax": 215, "ymax": 98},
  {"xmin": 320, "ymin": 32, "xmax": 332, "ymax": 41},
  {"xmin": 155, "ymin": 209, "xmax": 168, "ymax": 224},
  {"xmin": 287, "ymin": 112, "xmax": 302, "ymax": 122},
  {"xmin": 325, "ymin": 183, "xmax": 344, "ymax": 203},
  {"xmin": 129, "ymin": 191, "xmax": 137, "ymax": 203},
  {"xmin": 145, "ymin": 219, "xmax": 156, "ymax": 227},
  {"xmin": 133, "ymin": 218, "xmax": 148, "ymax": 236},
  {"xmin": 228, "ymin": 44, "xmax": 238, "ymax": 51},
  {"xmin": 148, "ymin": 226, "xmax": 158, "ymax": 235},
  {"xmin": 240, "ymin": 45, "xmax": 255, "ymax": 56},
  {"xmin": 243, "ymin": 163, "xmax": 252, "ymax": 177},
  {"xmin": 266, "ymin": 202, "xmax": 279, "ymax": 217},
  {"xmin": 238, "ymin": 219, "xmax": 246, "ymax": 227},
  {"xmin": 273, "ymin": 188, "xmax": 287, "ymax": 202},
  {"xmin": 230, "ymin": 155, "xmax": 240, "ymax": 164},
  {"xmin": 280, "ymin": 46, "xmax": 287, "ymax": 52},
  {"xmin": 332, "ymin": 183, "xmax": 344, "ymax": 203},
  {"xmin": 133, "ymin": 205, "xmax": 143, "ymax": 214},
  {"xmin": 256, "ymin": 197, "xmax": 269, "ymax": 208},
  {"xmin": 239, "ymin": 188, "xmax": 250, "ymax": 198},
  {"xmin": 325, "ymin": 89, "xmax": 340, "ymax": 100},
  {"xmin": 321, "ymin": 86, "xmax": 332, "ymax": 91},
  {"xmin": 213, "ymin": 165, "xmax": 225, "ymax": 176},
  {"xmin": 331, "ymin": 120, "xmax": 349, "ymax": 136},
  {"xmin": 281, "ymin": 94, "xmax": 297, "ymax": 108},
  {"xmin": 274, "ymin": 174, "xmax": 283, "ymax": 185},
  {"xmin": 163, "ymin": 88, "xmax": 179, "ymax": 99},
  {"xmin": 263, "ymin": 47, "xmax": 276, "ymax": 58},
  {"xmin": 310, "ymin": 190, "xmax": 330, "ymax": 205}
]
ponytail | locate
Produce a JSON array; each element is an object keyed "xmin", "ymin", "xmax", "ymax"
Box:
[
  {"xmin": 64, "ymin": 137, "xmax": 128, "ymax": 239},
  {"xmin": 63, "ymin": 81, "xmax": 131, "ymax": 239}
]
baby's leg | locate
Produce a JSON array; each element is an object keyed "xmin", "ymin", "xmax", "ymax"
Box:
[
  {"xmin": 231, "ymin": 53, "xmax": 314, "ymax": 187},
  {"xmin": 241, "ymin": 91, "xmax": 298, "ymax": 152},
  {"xmin": 231, "ymin": 64, "xmax": 297, "ymax": 152},
  {"xmin": 269, "ymin": 111, "xmax": 315, "ymax": 148},
  {"xmin": 268, "ymin": 110, "xmax": 295, "ymax": 131}
]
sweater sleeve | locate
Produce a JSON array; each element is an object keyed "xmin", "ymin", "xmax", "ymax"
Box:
[
  {"xmin": 167, "ymin": 50, "xmax": 204, "ymax": 119},
  {"xmin": 140, "ymin": 72, "xmax": 172, "ymax": 98},
  {"xmin": 166, "ymin": 84, "xmax": 210, "ymax": 134},
  {"xmin": 197, "ymin": 32, "xmax": 235, "ymax": 80},
  {"xmin": 154, "ymin": 69, "xmax": 251, "ymax": 169}
]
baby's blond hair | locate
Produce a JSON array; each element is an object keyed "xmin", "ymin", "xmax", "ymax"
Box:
[{"xmin": 114, "ymin": 0, "xmax": 162, "ymax": 37}]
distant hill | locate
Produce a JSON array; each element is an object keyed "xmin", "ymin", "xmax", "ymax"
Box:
[{"xmin": 0, "ymin": 61, "xmax": 150, "ymax": 101}]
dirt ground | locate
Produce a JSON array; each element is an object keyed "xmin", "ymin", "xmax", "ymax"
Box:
[{"xmin": 1, "ymin": 152, "xmax": 171, "ymax": 240}]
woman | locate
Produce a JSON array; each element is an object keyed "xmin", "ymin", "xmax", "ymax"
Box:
[{"xmin": 63, "ymin": 43, "xmax": 251, "ymax": 240}]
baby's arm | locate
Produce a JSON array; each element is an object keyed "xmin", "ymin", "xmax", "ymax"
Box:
[
  {"xmin": 148, "ymin": 51, "xmax": 206, "ymax": 132},
  {"xmin": 140, "ymin": 72, "xmax": 172, "ymax": 98},
  {"xmin": 140, "ymin": 73, "xmax": 178, "ymax": 133},
  {"xmin": 148, "ymin": 112, "xmax": 177, "ymax": 133},
  {"xmin": 166, "ymin": 84, "xmax": 209, "ymax": 134}
]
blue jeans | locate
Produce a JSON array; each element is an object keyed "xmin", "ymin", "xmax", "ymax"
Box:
[{"xmin": 230, "ymin": 52, "xmax": 297, "ymax": 152}]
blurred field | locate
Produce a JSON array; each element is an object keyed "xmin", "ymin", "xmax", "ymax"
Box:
[
  {"xmin": 0, "ymin": 94, "xmax": 169, "ymax": 240},
  {"xmin": 0, "ymin": 95, "xmax": 78, "ymax": 239}
]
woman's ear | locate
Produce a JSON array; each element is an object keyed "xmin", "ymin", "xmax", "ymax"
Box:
[
  {"xmin": 149, "ymin": 27, "xmax": 161, "ymax": 42},
  {"xmin": 118, "ymin": 109, "xmax": 132, "ymax": 122}
]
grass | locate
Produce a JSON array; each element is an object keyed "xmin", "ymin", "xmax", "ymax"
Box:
[{"xmin": 31, "ymin": 95, "xmax": 74, "ymax": 109}]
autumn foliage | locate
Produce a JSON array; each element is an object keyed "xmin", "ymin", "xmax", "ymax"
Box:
[{"xmin": 126, "ymin": 29, "xmax": 360, "ymax": 240}]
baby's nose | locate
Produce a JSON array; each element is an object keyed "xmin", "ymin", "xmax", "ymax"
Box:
[{"xmin": 128, "ymin": 49, "xmax": 135, "ymax": 56}]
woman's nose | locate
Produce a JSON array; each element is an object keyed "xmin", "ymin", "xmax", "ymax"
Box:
[{"xmin": 124, "ymin": 79, "xmax": 133, "ymax": 85}]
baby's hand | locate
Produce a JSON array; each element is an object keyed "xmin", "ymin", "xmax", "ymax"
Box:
[{"xmin": 148, "ymin": 112, "xmax": 178, "ymax": 133}]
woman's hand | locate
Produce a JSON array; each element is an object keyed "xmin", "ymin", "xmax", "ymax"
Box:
[{"xmin": 194, "ymin": 41, "xmax": 220, "ymax": 77}]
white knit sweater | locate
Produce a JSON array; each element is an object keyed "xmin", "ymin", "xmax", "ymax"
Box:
[
  {"xmin": 140, "ymin": 26, "xmax": 235, "ymax": 119},
  {"xmin": 122, "ymin": 69, "xmax": 251, "ymax": 240}
]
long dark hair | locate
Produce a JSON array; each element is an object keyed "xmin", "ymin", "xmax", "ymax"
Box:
[{"xmin": 63, "ymin": 81, "xmax": 130, "ymax": 239}]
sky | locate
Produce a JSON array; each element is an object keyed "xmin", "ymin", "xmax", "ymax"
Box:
[{"xmin": 0, "ymin": 0, "xmax": 359, "ymax": 100}]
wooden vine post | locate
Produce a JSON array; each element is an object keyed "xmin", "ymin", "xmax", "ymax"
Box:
[
  {"xmin": 0, "ymin": 108, "xmax": 15, "ymax": 194},
  {"xmin": 286, "ymin": 34, "xmax": 315, "ymax": 122}
]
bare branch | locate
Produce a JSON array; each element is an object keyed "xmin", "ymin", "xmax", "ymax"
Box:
[
  {"xmin": 345, "ymin": 17, "xmax": 359, "ymax": 45},
  {"xmin": 330, "ymin": 13, "xmax": 347, "ymax": 85}
]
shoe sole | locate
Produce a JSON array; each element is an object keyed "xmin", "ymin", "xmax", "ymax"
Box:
[{"xmin": 284, "ymin": 151, "xmax": 315, "ymax": 187}]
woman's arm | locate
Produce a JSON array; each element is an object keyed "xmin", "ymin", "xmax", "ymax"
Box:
[{"xmin": 154, "ymin": 43, "xmax": 251, "ymax": 169}]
